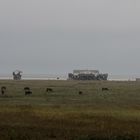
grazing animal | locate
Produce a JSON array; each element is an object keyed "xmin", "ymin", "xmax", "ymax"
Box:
[
  {"xmin": 102, "ymin": 88, "xmax": 109, "ymax": 91},
  {"xmin": 24, "ymin": 87, "xmax": 32, "ymax": 95},
  {"xmin": 24, "ymin": 87, "xmax": 30, "ymax": 90},
  {"xmin": 1, "ymin": 86, "xmax": 6, "ymax": 95},
  {"xmin": 79, "ymin": 91, "xmax": 83, "ymax": 95},
  {"xmin": 46, "ymin": 88, "xmax": 53, "ymax": 92},
  {"xmin": 25, "ymin": 91, "xmax": 32, "ymax": 95}
]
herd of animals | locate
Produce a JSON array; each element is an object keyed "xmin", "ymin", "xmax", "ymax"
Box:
[
  {"xmin": 0, "ymin": 86, "xmax": 109, "ymax": 96},
  {"xmin": 0, "ymin": 86, "xmax": 56, "ymax": 96}
]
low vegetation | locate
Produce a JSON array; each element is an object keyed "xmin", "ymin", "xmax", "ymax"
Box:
[{"xmin": 0, "ymin": 80, "xmax": 140, "ymax": 139}]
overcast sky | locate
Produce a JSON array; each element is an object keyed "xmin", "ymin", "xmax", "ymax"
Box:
[{"xmin": 0, "ymin": 0, "xmax": 140, "ymax": 75}]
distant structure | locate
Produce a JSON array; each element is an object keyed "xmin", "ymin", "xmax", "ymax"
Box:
[
  {"xmin": 136, "ymin": 78, "xmax": 140, "ymax": 82},
  {"xmin": 13, "ymin": 70, "xmax": 22, "ymax": 80},
  {"xmin": 68, "ymin": 70, "xmax": 108, "ymax": 80}
]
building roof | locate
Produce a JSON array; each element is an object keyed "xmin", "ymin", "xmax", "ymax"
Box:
[{"xmin": 73, "ymin": 70, "xmax": 99, "ymax": 75}]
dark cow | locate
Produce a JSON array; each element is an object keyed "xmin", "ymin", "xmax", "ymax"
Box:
[
  {"xmin": 25, "ymin": 91, "xmax": 32, "ymax": 95},
  {"xmin": 1, "ymin": 86, "xmax": 6, "ymax": 95},
  {"xmin": 102, "ymin": 88, "xmax": 109, "ymax": 91},
  {"xmin": 78, "ymin": 91, "xmax": 83, "ymax": 95},
  {"xmin": 24, "ymin": 87, "xmax": 30, "ymax": 90},
  {"xmin": 24, "ymin": 87, "xmax": 32, "ymax": 95},
  {"xmin": 46, "ymin": 88, "xmax": 53, "ymax": 92}
]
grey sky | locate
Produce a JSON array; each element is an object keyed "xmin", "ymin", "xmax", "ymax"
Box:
[{"xmin": 0, "ymin": 0, "xmax": 140, "ymax": 75}]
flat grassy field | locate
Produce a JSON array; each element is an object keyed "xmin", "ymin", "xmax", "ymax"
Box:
[{"xmin": 0, "ymin": 80, "xmax": 140, "ymax": 140}]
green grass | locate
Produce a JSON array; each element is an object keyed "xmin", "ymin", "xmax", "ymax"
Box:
[{"xmin": 0, "ymin": 80, "xmax": 140, "ymax": 139}]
